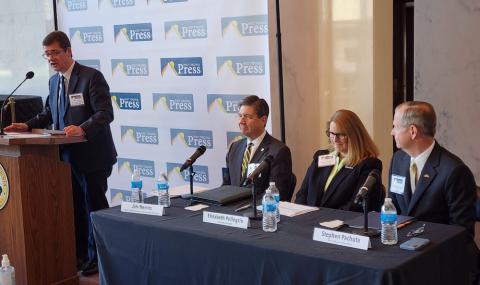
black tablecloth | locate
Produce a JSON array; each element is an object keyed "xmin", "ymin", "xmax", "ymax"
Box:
[
  {"xmin": 92, "ymin": 198, "xmax": 475, "ymax": 285},
  {"xmin": 0, "ymin": 95, "xmax": 43, "ymax": 126}
]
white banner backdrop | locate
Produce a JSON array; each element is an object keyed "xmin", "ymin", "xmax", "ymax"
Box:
[{"xmin": 56, "ymin": 0, "xmax": 271, "ymax": 204}]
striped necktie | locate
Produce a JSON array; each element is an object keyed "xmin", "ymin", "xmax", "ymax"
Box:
[{"xmin": 241, "ymin": 142, "xmax": 253, "ymax": 178}]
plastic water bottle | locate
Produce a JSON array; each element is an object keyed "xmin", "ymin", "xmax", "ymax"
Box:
[
  {"xmin": 262, "ymin": 189, "xmax": 277, "ymax": 232},
  {"xmin": 131, "ymin": 167, "xmax": 143, "ymax": 203},
  {"xmin": 381, "ymin": 198, "xmax": 398, "ymax": 245},
  {"xmin": 0, "ymin": 254, "xmax": 16, "ymax": 285},
  {"xmin": 268, "ymin": 182, "xmax": 281, "ymax": 222},
  {"xmin": 156, "ymin": 173, "xmax": 170, "ymax": 207}
]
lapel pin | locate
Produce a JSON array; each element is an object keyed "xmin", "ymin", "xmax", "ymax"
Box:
[
  {"xmin": 423, "ymin": 174, "xmax": 430, "ymax": 178},
  {"xmin": 261, "ymin": 148, "xmax": 264, "ymax": 152}
]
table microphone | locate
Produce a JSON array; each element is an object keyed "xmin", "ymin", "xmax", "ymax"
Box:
[
  {"xmin": 0, "ymin": 71, "xmax": 34, "ymax": 135},
  {"xmin": 179, "ymin": 145, "xmax": 207, "ymax": 172},
  {"xmin": 354, "ymin": 169, "xmax": 381, "ymax": 204},
  {"xmin": 245, "ymin": 155, "xmax": 274, "ymax": 182}
]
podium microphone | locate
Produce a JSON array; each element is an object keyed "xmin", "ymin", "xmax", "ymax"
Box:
[
  {"xmin": 0, "ymin": 71, "xmax": 34, "ymax": 135},
  {"xmin": 179, "ymin": 145, "xmax": 207, "ymax": 172},
  {"xmin": 354, "ymin": 169, "xmax": 381, "ymax": 204}
]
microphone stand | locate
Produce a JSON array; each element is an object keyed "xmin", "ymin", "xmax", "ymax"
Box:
[
  {"xmin": 243, "ymin": 178, "xmax": 262, "ymax": 220},
  {"xmin": 188, "ymin": 165, "xmax": 197, "ymax": 206},
  {"xmin": 0, "ymin": 77, "xmax": 29, "ymax": 135},
  {"xmin": 351, "ymin": 193, "xmax": 379, "ymax": 237}
]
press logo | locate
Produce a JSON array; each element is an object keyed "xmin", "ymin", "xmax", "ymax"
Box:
[
  {"xmin": 165, "ymin": 19, "xmax": 207, "ymax": 39},
  {"xmin": 118, "ymin": 158, "xmax": 155, "ymax": 177},
  {"xmin": 227, "ymin": 132, "xmax": 245, "ymax": 147},
  {"xmin": 114, "ymin": 23, "xmax": 152, "ymax": 42},
  {"xmin": 112, "ymin": 59, "xmax": 149, "ymax": 76},
  {"xmin": 167, "ymin": 163, "xmax": 209, "ymax": 184},
  {"xmin": 58, "ymin": 0, "xmax": 88, "ymax": 11},
  {"xmin": 217, "ymin": 56, "xmax": 265, "ymax": 76},
  {"xmin": 77, "ymin": 59, "xmax": 101, "ymax": 71},
  {"xmin": 221, "ymin": 15, "xmax": 268, "ymax": 37},
  {"xmin": 170, "ymin": 129, "xmax": 213, "ymax": 149},
  {"xmin": 207, "ymin": 94, "xmax": 246, "ymax": 113},
  {"xmin": 153, "ymin": 93, "xmax": 194, "ymax": 112},
  {"xmin": 161, "ymin": 57, "xmax": 203, "ymax": 76},
  {"xmin": 70, "ymin": 26, "xmax": 104, "ymax": 43},
  {"xmin": 99, "ymin": 0, "xmax": 135, "ymax": 8},
  {"xmin": 111, "ymin": 92, "xmax": 141, "ymax": 110},
  {"xmin": 121, "ymin": 126, "xmax": 158, "ymax": 144},
  {"xmin": 110, "ymin": 188, "xmax": 146, "ymax": 205}
]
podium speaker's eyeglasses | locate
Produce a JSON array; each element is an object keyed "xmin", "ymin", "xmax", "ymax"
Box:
[{"xmin": 42, "ymin": 50, "xmax": 65, "ymax": 59}]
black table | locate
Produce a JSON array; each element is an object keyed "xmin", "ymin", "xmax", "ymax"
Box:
[
  {"xmin": 0, "ymin": 95, "xmax": 43, "ymax": 127},
  {"xmin": 92, "ymin": 198, "xmax": 475, "ymax": 285}
]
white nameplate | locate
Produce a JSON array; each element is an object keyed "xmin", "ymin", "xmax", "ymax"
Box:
[
  {"xmin": 121, "ymin": 202, "xmax": 165, "ymax": 216},
  {"xmin": 313, "ymin": 228, "xmax": 371, "ymax": 250},
  {"xmin": 203, "ymin": 211, "xmax": 250, "ymax": 229}
]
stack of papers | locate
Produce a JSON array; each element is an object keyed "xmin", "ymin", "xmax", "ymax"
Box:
[{"xmin": 278, "ymin": 202, "xmax": 319, "ymax": 217}]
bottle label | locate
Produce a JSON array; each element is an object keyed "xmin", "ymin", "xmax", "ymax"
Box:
[
  {"xmin": 263, "ymin": 203, "xmax": 276, "ymax": 212},
  {"xmin": 273, "ymin": 193, "xmax": 280, "ymax": 203},
  {"xmin": 381, "ymin": 213, "xmax": 397, "ymax": 222},
  {"xmin": 131, "ymin": 181, "xmax": 142, "ymax": 189},
  {"xmin": 157, "ymin": 183, "xmax": 169, "ymax": 191}
]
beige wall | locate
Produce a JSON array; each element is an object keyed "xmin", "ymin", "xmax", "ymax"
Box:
[{"xmin": 269, "ymin": 0, "xmax": 393, "ymax": 199}]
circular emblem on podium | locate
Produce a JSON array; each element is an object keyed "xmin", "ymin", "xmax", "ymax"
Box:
[{"xmin": 0, "ymin": 162, "xmax": 10, "ymax": 210}]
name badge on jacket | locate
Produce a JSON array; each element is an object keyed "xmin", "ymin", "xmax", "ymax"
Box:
[
  {"xmin": 247, "ymin": 163, "xmax": 260, "ymax": 177},
  {"xmin": 69, "ymin": 93, "xmax": 85, "ymax": 107},
  {"xmin": 318, "ymin": 154, "xmax": 336, "ymax": 167},
  {"xmin": 390, "ymin": 174, "xmax": 406, "ymax": 195}
]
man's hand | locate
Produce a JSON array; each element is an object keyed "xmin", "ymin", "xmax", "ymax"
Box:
[
  {"xmin": 64, "ymin": 125, "xmax": 85, "ymax": 137},
  {"xmin": 4, "ymin": 123, "xmax": 29, "ymax": 132}
]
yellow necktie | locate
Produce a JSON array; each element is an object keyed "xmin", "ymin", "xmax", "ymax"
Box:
[
  {"xmin": 410, "ymin": 162, "xmax": 418, "ymax": 193},
  {"xmin": 241, "ymin": 143, "xmax": 253, "ymax": 178}
]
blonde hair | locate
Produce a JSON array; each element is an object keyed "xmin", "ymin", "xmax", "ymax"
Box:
[{"xmin": 327, "ymin": 110, "xmax": 379, "ymax": 166}]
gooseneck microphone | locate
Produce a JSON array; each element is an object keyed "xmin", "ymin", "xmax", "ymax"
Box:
[
  {"xmin": 354, "ymin": 169, "xmax": 381, "ymax": 204},
  {"xmin": 0, "ymin": 71, "xmax": 35, "ymax": 135},
  {"xmin": 245, "ymin": 155, "xmax": 274, "ymax": 182},
  {"xmin": 179, "ymin": 145, "xmax": 207, "ymax": 172}
]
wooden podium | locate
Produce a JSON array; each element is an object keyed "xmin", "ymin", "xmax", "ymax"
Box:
[{"xmin": 0, "ymin": 133, "xmax": 85, "ymax": 285}]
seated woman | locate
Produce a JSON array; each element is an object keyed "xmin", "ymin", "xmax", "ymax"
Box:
[{"xmin": 295, "ymin": 110, "xmax": 384, "ymax": 212}]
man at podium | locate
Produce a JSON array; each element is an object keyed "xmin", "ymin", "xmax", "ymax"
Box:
[{"xmin": 5, "ymin": 31, "xmax": 117, "ymax": 276}]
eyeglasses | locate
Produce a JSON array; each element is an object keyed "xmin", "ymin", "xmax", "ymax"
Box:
[
  {"xmin": 325, "ymin": 131, "xmax": 347, "ymax": 140},
  {"xmin": 406, "ymin": 223, "xmax": 425, "ymax": 238},
  {"xmin": 41, "ymin": 49, "xmax": 65, "ymax": 59}
]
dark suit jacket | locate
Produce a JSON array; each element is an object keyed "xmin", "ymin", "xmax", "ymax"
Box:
[
  {"xmin": 388, "ymin": 143, "xmax": 476, "ymax": 235},
  {"xmin": 295, "ymin": 150, "xmax": 384, "ymax": 212},
  {"xmin": 27, "ymin": 62, "xmax": 117, "ymax": 173},
  {"xmin": 223, "ymin": 133, "xmax": 294, "ymax": 201}
]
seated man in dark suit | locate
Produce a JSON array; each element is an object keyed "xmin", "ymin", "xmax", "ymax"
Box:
[
  {"xmin": 389, "ymin": 101, "xmax": 476, "ymax": 234},
  {"xmin": 389, "ymin": 101, "xmax": 478, "ymax": 282},
  {"xmin": 223, "ymin": 95, "xmax": 294, "ymax": 201}
]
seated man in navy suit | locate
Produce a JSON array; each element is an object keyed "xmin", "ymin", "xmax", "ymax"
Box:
[
  {"xmin": 389, "ymin": 101, "xmax": 476, "ymax": 234},
  {"xmin": 389, "ymin": 101, "xmax": 478, "ymax": 282},
  {"xmin": 223, "ymin": 95, "xmax": 294, "ymax": 201}
]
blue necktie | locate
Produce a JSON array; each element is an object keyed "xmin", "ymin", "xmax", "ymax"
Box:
[{"xmin": 57, "ymin": 75, "xmax": 65, "ymax": 130}]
